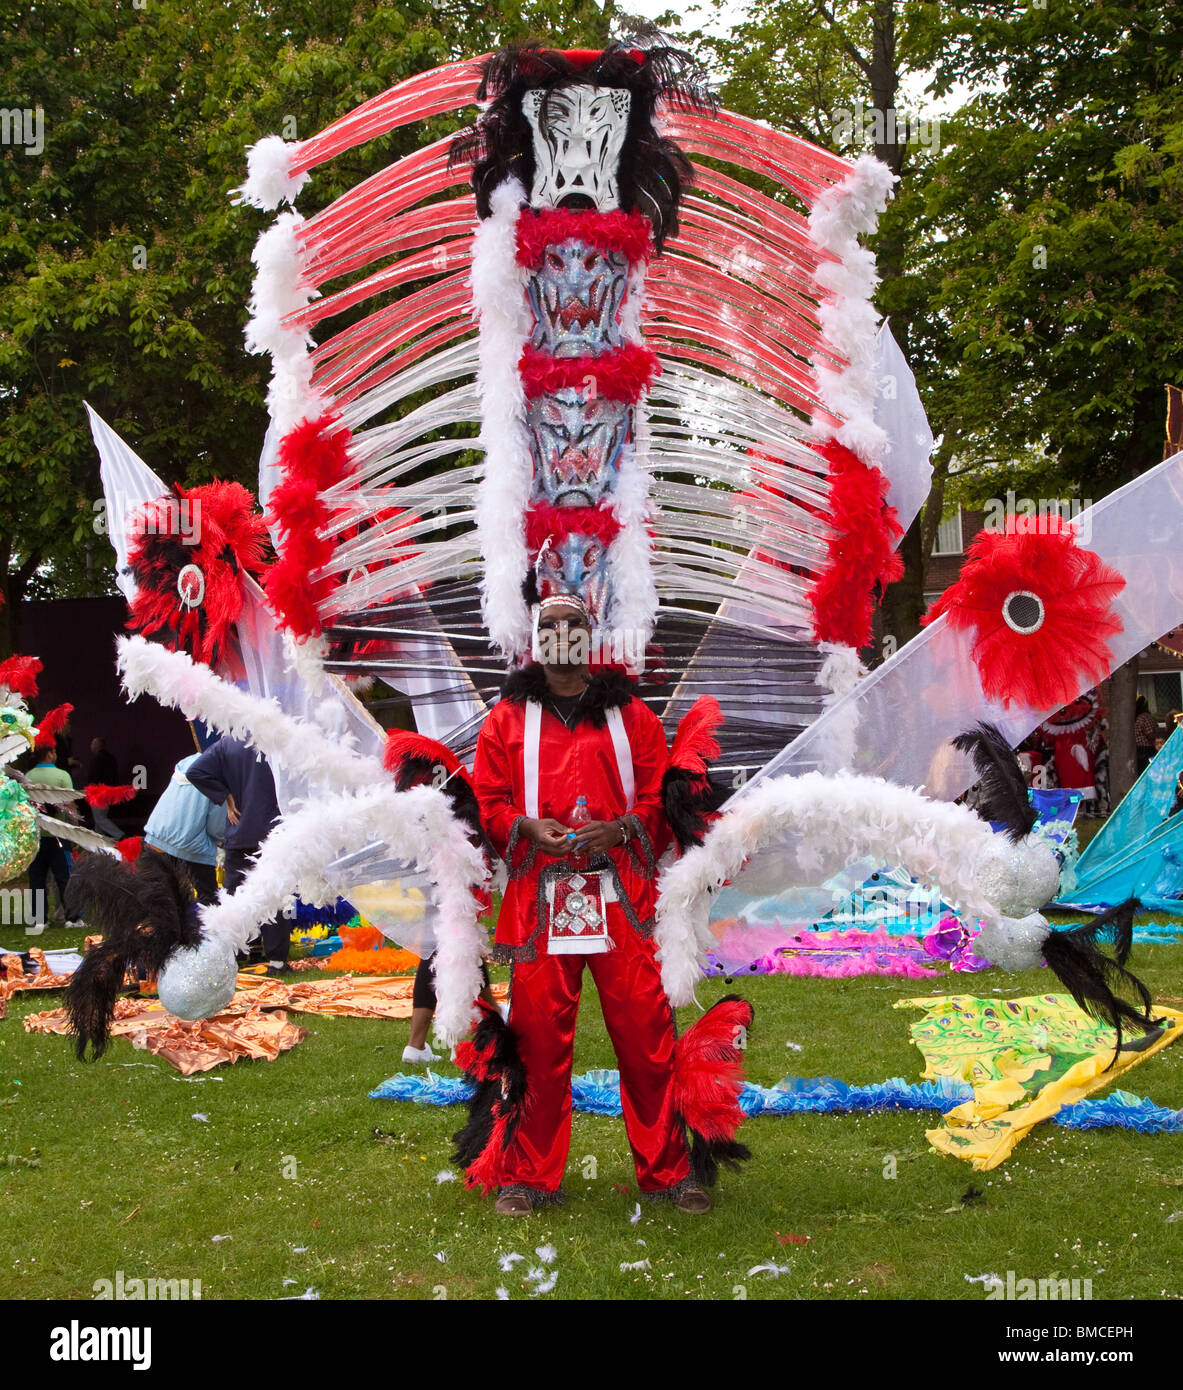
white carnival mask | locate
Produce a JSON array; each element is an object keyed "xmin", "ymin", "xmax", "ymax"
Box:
[{"xmin": 522, "ymin": 85, "xmax": 632, "ymax": 211}]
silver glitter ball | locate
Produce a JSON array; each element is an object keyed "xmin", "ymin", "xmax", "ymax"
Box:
[
  {"xmin": 973, "ymin": 836, "xmax": 1062, "ymax": 918},
  {"xmin": 974, "ymin": 912, "xmax": 1049, "ymax": 972},
  {"xmin": 157, "ymin": 933, "xmax": 238, "ymax": 1020}
]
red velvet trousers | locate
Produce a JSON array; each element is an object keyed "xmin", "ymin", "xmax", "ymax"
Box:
[{"xmin": 502, "ymin": 928, "xmax": 690, "ymax": 1194}]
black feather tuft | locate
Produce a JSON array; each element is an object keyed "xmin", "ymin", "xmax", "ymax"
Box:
[
  {"xmin": 501, "ymin": 665, "xmax": 635, "ymax": 726},
  {"xmin": 1041, "ymin": 919, "xmax": 1157, "ymax": 1066},
  {"xmin": 688, "ymin": 1132, "xmax": 751, "ymax": 1189},
  {"xmin": 662, "ymin": 767, "xmax": 728, "ymax": 850},
  {"xmin": 451, "ymin": 1005, "xmax": 528, "ymax": 1168},
  {"xmin": 64, "ymin": 852, "xmax": 200, "ymax": 1061},
  {"xmin": 952, "ymin": 722, "xmax": 1038, "ymax": 841},
  {"xmin": 521, "ymin": 568, "xmax": 541, "ymax": 608},
  {"xmin": 1082, "ymin": 897, "xmax": 1140, "ymax": 967}
]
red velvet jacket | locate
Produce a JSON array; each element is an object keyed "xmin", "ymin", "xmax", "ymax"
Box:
[{"xmin": 473, "ymin": 669, "xmax": 671, "ymax": 961}]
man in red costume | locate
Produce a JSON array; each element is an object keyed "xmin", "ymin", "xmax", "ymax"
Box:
[{"xmin": 462, "ymin": 593, "xmax": 718, "ymax": 1215}]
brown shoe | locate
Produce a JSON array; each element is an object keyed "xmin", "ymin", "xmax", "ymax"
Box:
[
  {"xmin": 673, "ymin": 1185, "xmax": 711, "ymax": 1214},
  {"xmin": 494, "ymin": 1191, "xmax": 534, "ymax": 1216}
]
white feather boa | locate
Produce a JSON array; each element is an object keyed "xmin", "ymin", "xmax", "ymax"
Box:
[
  {"xmin": 654, "ymin": 770, "xmax": 1003, "ymax": 1006},
  {"xmin": 118, "ymin": 635, "xmax": 490, "ymax": 1042},
  {"xmin": 198, "ymin": 783, "xmax": 488, "ymax": 1045},
  {"xmin": 233, "ymin": 134, "xmax": 310, "ymax": 212},
  {"xmin": 605, "ymin": 441, "xmax": 657, "ymax": 660},
  {"xmin": 472, "ymin": 177, "xmax": 533, "ymax": 659},
  {"xmin": 807, "ymin": 154, "xmax": 896, "ymax": 464},
  {"xmin": 243, "ymin": 211, "xmax": 325, "ymax": 437},
  {"xmin": 116, "ymin": 636, "xmax": 385, "ymax": 795}
]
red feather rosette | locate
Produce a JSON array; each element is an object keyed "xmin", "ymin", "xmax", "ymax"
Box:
[
  {"xmin": 925, "ymin": 517, "xmax": 1126, "ymax": 710},
  {"xmin": 127, "ymin": 481, "xmax": 269, "ymax": 667}
]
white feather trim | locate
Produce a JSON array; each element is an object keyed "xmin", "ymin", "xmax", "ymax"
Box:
[
  {"xmin": 472, "ymin": 178, "xmax": 533, "ymax": 659},
  {"xmin": 807, "ymin": 154, "xmax": 895, "ymax": 464},
  {"xmin": 243, "ymin": 211, "xmax": 325, "ymax": 436},
  {"xmin": 655, "ymin": 770, "xmax": 1004, "ymax": 1006},
  {"xmin": 197, "ymin": 783, "xmax": 488, "ymax": 1044},
  {"xmin": 232, "ymin": 135, "xmax": 310, "ymax": 211},
  {"xmin": 604, "ymin": 442, "xmax": 657, "ymax": 658},
  {"xmin": 116, "ymin": 636, "xmax": 385, "ymax": 795}
]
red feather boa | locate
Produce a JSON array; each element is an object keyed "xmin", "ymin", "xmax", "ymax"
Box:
[
  {"xmin": 0, "ymin": 654, "xmax": 41, "ymax": 699},
  {"xmin": 116, "ymin": 836, "xmax": 143, "ymax": 863},
  {"xmin": 33, "ymin": 703, "xmax": 73, "ymax": 749},
  {"xmin": 85, "ymin": 784, "xmax": 137, "ymax": 809},
  {"xmin": 515, "ymin": 207, "xmax": 653, "ymax": 269},
  {"xmin": 673, "ymin": 997, "xmax": 753, "ymax": 1142},
  {"xmin": 519, "ymin": 342, "xmax": 659, "ymax": 403},
  {"xmin": 264, "ymin": 414, "xmax": 356, "ymax": 640},
  {"xmin": 924, "ymin": 516, "xmax": 1126, "ymax": 710},
  {"xmin": 524, "ymin": 503, "xmax": 622, "ymax": 554},
  {"xmin": 805, "ymin": 440, "xmax": 904, "ymax": 648}
]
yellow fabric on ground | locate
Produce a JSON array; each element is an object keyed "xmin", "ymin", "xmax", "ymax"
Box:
[{"xmin": 894, "ymin": 992, "xmax": 1183, "ymax": 1169}]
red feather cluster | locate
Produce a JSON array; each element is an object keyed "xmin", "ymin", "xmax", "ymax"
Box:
[
  {"xmin": 0, "ymin": 654, "xmax": 41, "ymax": 699},
  {"xmin": 924, "ymin": 516, "xmax": 1126, "ymax": 711},
  {"xmin": 519, "ymin": 342, "xmax": 659, "ymax": 403},
  {"xmin": 33, "ymin": 703, "xmax": 73, "ymax": 749},
  {"xmin": 673, "ymin": 997, "xmax": 753, "ymax": 1142},
  {"xmin": 383, "ymin": 730, "xmax": 465, "ymax": 783},
  {"xmin": 115, "ymin": 836, "xmax": 143, "ymax": 863},
  {"xmin": 669, "ymin": 696, "xmax": 723, "ymax": 775},
  {"xmin": 85, "ymin": 784, "xmax": 137, "ymax": 809},
  {"xmin": 806, "ymin": 440, "xmax": 904, "ymax": 649},
  {"xmin": 515, "ymin": 207, "xmax": 653, "ymax": 269},
  {"xmin": 524, "ymin": 503, "xmax": 622, "ymax": 555},
  {"xmin": 264, "ymin": 414, "xmax": 356, "ymax": 640},
  {"xmin": 127, "ymin": 481, "xmax": 269, "ymax": 667}
]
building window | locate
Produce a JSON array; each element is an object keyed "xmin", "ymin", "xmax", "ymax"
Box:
[
  {"xmin": 1139, "ymin": 672, "xmax": 1183, "ymax": 718},
  {"xmin": 932, "ymin": 508, "xmax": 963, "ymax": 556}
]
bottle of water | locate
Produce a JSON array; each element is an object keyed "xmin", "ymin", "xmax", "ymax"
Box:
[{"xmin": 567, "ymin": 796, "xmax": 591, "ymax": 871}]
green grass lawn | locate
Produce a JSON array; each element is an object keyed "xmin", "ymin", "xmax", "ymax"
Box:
[{"xmin": 2, "ymin": 919, "xmax": 1182, "ymax": 1302}]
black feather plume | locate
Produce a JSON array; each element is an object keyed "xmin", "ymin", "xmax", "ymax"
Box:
[
  {"xmin": 662, "ymin": 768, "xmax": 728, "ymax": 850},
  {"xmin": 688, "ymin": 1132, "xmax": 751, "ymax": 1189},
  {"xmin": 64, "ymin": 852, "xmax": 200, "ymax": 1060},
  {"xmin": 952, "ymin": 722, "xmax": 1038, "ymax": 841},
  {"xmin": 1041, "ymin": 918, "xmax": 1157, "ymax": 1067}
]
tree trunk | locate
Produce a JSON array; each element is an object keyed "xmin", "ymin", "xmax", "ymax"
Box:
[
  {"xmin": 1107, "ymin": 659, "xmax": 1139, "ymax": 808},
  {"xmin": 876, "ymin": 514, "xmax": 925, "ymax": 655}
]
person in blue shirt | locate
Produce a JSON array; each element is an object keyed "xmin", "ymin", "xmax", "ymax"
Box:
[
  {"xmin": 185, "ymin": 736, "xmax": 291, "ymax": 972},
  {"xmin": 142, "ymin": 753, "xmax": 229, "ymax": 905}
]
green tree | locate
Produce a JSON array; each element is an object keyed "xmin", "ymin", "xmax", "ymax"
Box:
[{"xmin": 0, "ymin": 0, "xmax": 609, "ymax": 654}]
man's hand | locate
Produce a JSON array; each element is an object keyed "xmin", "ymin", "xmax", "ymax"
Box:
[
  {"xmin": 520, "ymin": 817, "xmax": 570, "ymax": 855},
  {"xmin": 225, "ymin": 793, "xmax": 241, "ymax": 827},
  {"xmin": 569, "ymin": 819, "xmax": 624, "ymax": 855}
]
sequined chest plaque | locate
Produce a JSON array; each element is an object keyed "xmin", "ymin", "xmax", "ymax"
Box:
[{"xmin": 546, "ymin": 870, "xmax": 615, "ymax": 955}]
